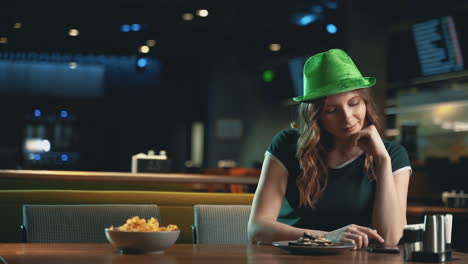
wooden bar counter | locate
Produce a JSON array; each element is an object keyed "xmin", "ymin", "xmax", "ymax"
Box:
[
  {"xmin": 0, "ymin": 243, "xmax": 466, "ymax": 264},
  {"xmin": 407, "ymin": 205, "xmax": 468, "ymax": 214},
  {"xmin": 0, "ymin": 169, "xmax": 259, "ymax": 185}
]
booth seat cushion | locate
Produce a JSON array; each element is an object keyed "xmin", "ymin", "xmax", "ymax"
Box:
[
  {"xmin": 0, "ymin": 190, "xmax": 254, "ymax": 244},
  {"xmin": 0, "ymin": 178, "xmax": 194, "ymax": 192}
]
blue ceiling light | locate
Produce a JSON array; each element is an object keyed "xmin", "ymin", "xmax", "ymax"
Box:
[
  {"xmin": 137, "ymin": 58, "xmax": 148, "ymax": 68},
  {"xmin": 290, "ymin": 13, "xmax": 319, "ymax": 27},
  {"xmin": 326, "ymin": 24, "xmax": 338, "ymax": 34},
  {"xmin": 120, "ymin": 24, "xmax": 131, "ymax": 32},
  {"xmin": 34, "ymin": 154, "xmax": 41, "ymax": 161},
  {"xmin": 60, "ymin": 110, "xmax": 68, "ymax": 118},
  {"xmin": 34, "ymin": 109, "xmax": 41, "ymax": 117},
  {"xmin": 310, "ymin": 5, "xmax": 324, "ymax": 13},
  {"xmin": 299, "ymin": 15, "xmax": 317, "ymax": 26},
  {"xmin": 131, "ymin": 24, "xmax": 141, "ymax": 32},
  {"xmin": 324, "ymin": 0, "xmax": 338, "ymax": 10}
]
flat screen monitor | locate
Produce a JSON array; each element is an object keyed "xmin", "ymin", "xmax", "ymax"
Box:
[
  {"xmin": 387, "ymin": 15, "xmax": 468, "ymax": 82},
  {"xmin": 288, "ymin": 56, "xmax": 309, "ymax": 98}
]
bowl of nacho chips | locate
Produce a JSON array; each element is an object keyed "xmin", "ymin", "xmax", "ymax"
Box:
[{"xmin": 105, "ymin": 216, "xmax": 180, "ymax": 253}]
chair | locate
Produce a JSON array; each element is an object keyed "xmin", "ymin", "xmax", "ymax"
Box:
[
  {"xmin": 22, "ymin": 204, "xmax": 160, "ymax": 243},
  {"xmin": 192, "ymin": 204, "xmax": 251, "ymax": 244}
]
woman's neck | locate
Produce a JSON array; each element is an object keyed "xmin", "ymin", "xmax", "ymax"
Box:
[
  {"xmin": 331, "ymin": 138, "xmax": 359, "ymax": 155},
  {"xmin": 328, "ymin": 139, "xmax": 363, "ymax": 168}
]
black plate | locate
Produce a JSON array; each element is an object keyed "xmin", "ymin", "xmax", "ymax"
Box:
[{"xmin": 272, "ymin": 240, "xmax": 355, "ymax": 255}]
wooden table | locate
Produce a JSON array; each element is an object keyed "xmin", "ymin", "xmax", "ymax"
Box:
[{"xmin": 0, "ymin": 244, "xmax": 466, "ymax": 264}]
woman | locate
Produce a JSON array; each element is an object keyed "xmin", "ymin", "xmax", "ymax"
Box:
[{"xmin": 248, "ymin": 49, "xmax": 411, "ymax": 249}]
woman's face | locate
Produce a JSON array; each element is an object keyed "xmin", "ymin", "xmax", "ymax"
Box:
[{"xmin": 319, "ymin": 91, "xmax": 367, "ymax": 140}]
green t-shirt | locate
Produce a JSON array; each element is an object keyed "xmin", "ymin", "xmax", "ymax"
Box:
[{"xmin": 267, "ymin": 129, "xmax": 411, "ymax": 231}]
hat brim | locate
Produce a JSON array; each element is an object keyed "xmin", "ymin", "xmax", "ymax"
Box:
[{"xmin": 293, "ymin": 77, "xmax": 376, "ymax": 102}]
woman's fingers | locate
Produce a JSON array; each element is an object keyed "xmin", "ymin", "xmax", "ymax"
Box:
[
  {"xmin": 343, "ymin": 233, "xmax": 363, "ymax": 249},
  {"xmin": 348, "ymin": 229, "xmax": 369, "ymax": 248},
  {"xmin": 352, "ymin": 132, "xmax": 362, "ymax": 147},
  {"xmin": 354, "ymin": 226, "xmax": 385, "ymax": 243},
  {"xmin": 327, "ymin": 224, "xmax": 385, "ymax": 250}
]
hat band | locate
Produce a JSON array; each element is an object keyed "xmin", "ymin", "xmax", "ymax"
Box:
[{"xmin": 295, "ymin": 76, "xmax": 375, "ymax": 102}]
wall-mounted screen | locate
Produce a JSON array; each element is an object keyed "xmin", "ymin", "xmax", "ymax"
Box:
[
  {"xmin": 412, "ymin": 16, "xmax": 464, "ymax": 76},
  {"xmin": 388, "ymin": 15, "xmax": 468, "ymax": 82}
]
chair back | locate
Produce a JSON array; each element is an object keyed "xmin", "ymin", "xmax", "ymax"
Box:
[
  {"xmin": 22, "ymin": 204, "xmax": 160, "ymax": 243},
  {"xmin": 193, "ymin": 204, "xmax": 251, "ymax": 244}
]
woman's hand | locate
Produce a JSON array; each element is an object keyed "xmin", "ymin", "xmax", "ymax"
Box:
[
  {"xmin": 352, "ymin": 125, "xmax": 389, "ymax": 161},
  {"xmin": 324, "ymin": 224, "xmax": 385, "ymax": 249}
]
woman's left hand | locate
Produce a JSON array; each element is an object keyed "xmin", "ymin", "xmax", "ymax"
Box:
[{"xmin": 352, "ymin": 125, "xmax": 389, "ymax": 161}]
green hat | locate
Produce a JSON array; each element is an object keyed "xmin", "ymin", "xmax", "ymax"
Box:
[{"xmin": 293, "ymin": 49, "xmax": 376, "ymax": 102}]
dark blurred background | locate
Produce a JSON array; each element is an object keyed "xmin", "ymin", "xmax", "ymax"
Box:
[{"xmin": 1, "ymin": 0, "xmax": 468, "ymax": 203}]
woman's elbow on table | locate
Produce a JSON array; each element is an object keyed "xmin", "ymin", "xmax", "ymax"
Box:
[
  {"xmin": 247, "ymin": 221, "xmax": 263, "ymax": 243},
  {"xmin": 247, "ymin": 220, "xmax": 272, "ymax": 244},
  {"xmin": 381, "ymin": 230, "xmax": 404, "ymax": 248}
]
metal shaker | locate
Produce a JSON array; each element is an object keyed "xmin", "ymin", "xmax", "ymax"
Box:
[
  {"xmin": 423, "ymin": 214, "xmax": 446, "ymax": 253},
  {"xmin": 403, "ymin": 225, "xmax": 423, "ymax": 261}
]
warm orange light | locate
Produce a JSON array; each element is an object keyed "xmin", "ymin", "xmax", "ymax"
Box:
[{"xmin": 269, "ymin": 43, "xmax": 281, "ymax": 51}]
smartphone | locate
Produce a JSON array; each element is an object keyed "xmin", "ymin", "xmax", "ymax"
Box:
[{"xmin": 367, "ymin": 247, "xmax": 400, "ymax": 254}]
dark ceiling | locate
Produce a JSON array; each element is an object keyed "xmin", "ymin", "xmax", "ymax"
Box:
[
  {"xmin": 2, "ymin": 0, "xmax": 468, "ymax": 67},
  {"xmin": 0, "ymin": 0, "xmax": 346, "ymax": 66}
]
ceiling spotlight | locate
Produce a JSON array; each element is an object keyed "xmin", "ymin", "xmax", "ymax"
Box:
[
  {"xmin": 324, "ymin": 0, "xmax": 338, "ymax": 10},
  {"xmin": 290, "ymin": 13, "xmax": 321, "ymax": 27},
  {"xmin": 311, "ymin": 5, "xmax": 324, "ymax": 13},
  {"xmin": 146, "ymin": 40, "xmax": 157, "ymax": 47},
  {"xmin": 120, "ymin": 24, "xmax": 131, "ymax": 32},
  {"xmin": 131, "ymin": 24, "xmax": 141, "ymax": 32},
  {"xmin": 68, "ymin": 29, "xmax": 79, "ymax": 37},
  {"xmin": 139, "ymin": 45, "xmax": 150, "ymax": 54},
  {"xmin": 196, "ymin": 9, "xmax": 209, "ymax": 17},
  {"xmin": 269, "ymin": 43, "xmax": 281, "ymax": 52},
  {"xmin": 13, "ymin": 22, "xmax": 22, "ymax": 29},
  {"xmin": 299, "ymin": 14, "xmax": 317, "ymax": 26},
  {"xmin": 182, "ymin": 13, "xmax": 194, "ymax": 21},
  {"xmin": 0, "ymin": 37, "xmax": 7, "ymax": 44},
  {"xmin": 326, "ymin": 24, "xmax": 338, "ymax": 34}
]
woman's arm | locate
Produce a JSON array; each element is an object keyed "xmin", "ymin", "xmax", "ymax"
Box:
[
  {"xmin": 353, "ymin": 125, "xmax": 410, "ymax": 247},
  {"xmin": 372, "ymin": 157, "xmax": 410, "ymax": 247},
  {"xmin": 247, "ymin": 155, "xmax": 327, "ymax": 244},
  {"xmin": 248, "ymin": 154, "xmax": 385, "ymax": 247}
]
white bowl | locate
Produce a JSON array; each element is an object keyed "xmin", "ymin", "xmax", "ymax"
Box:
[{"xmin": 105, "ymin": 229, "xmax": 180, "ymax": 253}]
